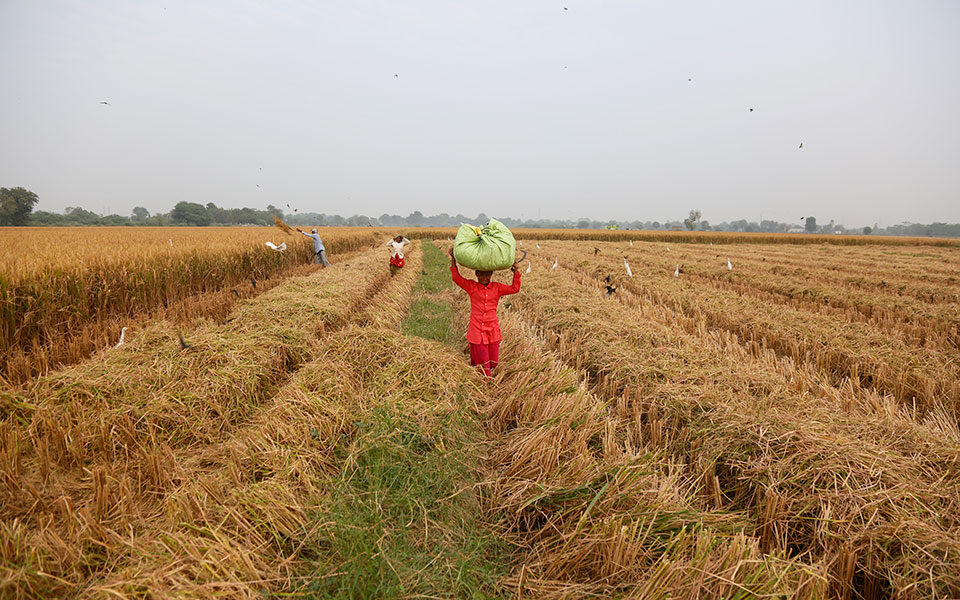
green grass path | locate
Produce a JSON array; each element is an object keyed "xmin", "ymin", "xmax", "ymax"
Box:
[{"xmin": 294, "ymin": 241, "xmax": 507, "ymax": 599}]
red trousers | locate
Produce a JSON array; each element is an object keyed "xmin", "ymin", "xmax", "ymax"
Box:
[{"xmin": 469, "ymin": 341, "xmax": 500, "ymax": 377}]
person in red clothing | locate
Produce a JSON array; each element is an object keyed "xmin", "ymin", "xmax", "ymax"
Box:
[{"xmin": 448, "ymin": 247, "xmax": 521, "ymax": 377}]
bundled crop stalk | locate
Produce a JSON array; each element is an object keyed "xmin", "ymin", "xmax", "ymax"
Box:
[
  {"xmin": 545, "ymin": 241, "xmax": 960, "ymax": 419},
  {"xmin": 508, "ymin": 254, "xmax": 960, "ymax": 597},
  {"xmin": 477, "ymin": 310, "xmax": 828, "ymax": 598},
  {"xmin": 0, "ymin": 247, "xmax": 397, "ymax": 595}
]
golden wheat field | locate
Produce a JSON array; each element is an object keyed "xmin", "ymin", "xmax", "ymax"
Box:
[
  {"xmin": 1, "ymin": 233, "xmax": 960, "ymax": 599},
  {"xmin": 0, "ymin": 227, "xmax": 390, "ymax": 384}
]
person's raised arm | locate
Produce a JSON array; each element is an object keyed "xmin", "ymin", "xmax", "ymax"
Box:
[
  {"xmin": 502, "ymin": 261, "xmax": 522, "ymax": 295},
  {"xmin": 449, "ymin": 247, "xmax": 469, "ymax": 290}
]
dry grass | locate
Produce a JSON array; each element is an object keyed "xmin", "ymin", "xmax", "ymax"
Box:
[
  {"xmin": 540, "ymin": 241, "xmax": 960, "ymax": 419},
  {"xmin": 3, "ymin": 235, "xmax": 959, "ymax": 599},
  {"xmin": 406, "ymin": 227, "xmax": 960, "ymax": 247},
  {"xmin": 0, "ymin": 227, "xmax": 386, "ymax": 385},
  {"xmin": 0, "ymin": 246, "xmax": 398, "ymax": 597},
  {"xmin": 504, "ymin": 249, "xmax": 960, "ymax": 597}
]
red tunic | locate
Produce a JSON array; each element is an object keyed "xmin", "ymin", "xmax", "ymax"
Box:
[{"xmin": 451, "ymin": 267, "xmax": 521, "ymax": 344}]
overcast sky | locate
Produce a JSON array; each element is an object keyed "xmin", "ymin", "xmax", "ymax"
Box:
[{"xmin": 1, "ymin": 1, "xmax": 958, "ymax": 226}]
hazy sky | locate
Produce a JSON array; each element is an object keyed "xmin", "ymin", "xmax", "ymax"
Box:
[{"xmin": 1, "ymin": 1, "xmax": 958, "ymax": 226}]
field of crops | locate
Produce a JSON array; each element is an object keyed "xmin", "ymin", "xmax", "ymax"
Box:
[
  {"xmin": 1, "ymin": 233, "xmax": 959, "ymax": 599},
  {"xmin": 0, "ymin": 227, "xmax": 388, "ymax": 384}
]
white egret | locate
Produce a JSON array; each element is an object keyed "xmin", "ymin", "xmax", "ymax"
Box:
[
  {"xmin": 674, "ymin": 265, "xmax": 679, "ymax": 278},
  {"xmin": 265, "ymin": 241, "xmax": 287, "ymax": 252},
  {"xmin": 552, "ymin": 258, "xmax": 558, "ymax": 271},
  {"xmin": 727, "ymin": 259, "xmax": 732, "ymax": 271},
  {"xmin": 525, "ymin": 263, "xmax": 531, "ymax": 274},
  {"xmin": 624, "ymin": 258, "xmax": 632, "ymax": 277},
  {"xmin": 114, "ymin": 327, "xmax": 127, "ymax": 349}
]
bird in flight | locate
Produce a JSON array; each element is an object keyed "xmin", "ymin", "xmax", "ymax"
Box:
[
  {"xmin": 749, "ymin": 108, "xmax": 754, "ymax": 112},
  {"xmin": 394, "ymin": 74, "xmax": 399, "ymax": 78},
  {"xmin": 99, "ymin": 101, "xmax": 110, "ymax": 105},
  {"xmin": 265, "ymin": 241, "xmax": 286, "ymax": 253},
  {"xmin": 799, "ymin": 143, "xmax": 804, "ymax": 149}
]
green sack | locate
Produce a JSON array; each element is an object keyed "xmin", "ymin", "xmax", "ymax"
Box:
[{"xmin": 453, "ymin": 219, "xmax": 517, "ymax": 271}]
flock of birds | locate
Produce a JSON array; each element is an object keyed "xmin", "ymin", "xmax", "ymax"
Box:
[
  {"xmin": 536, "ymin": 243, "xmax": 735, "ymax": 297},
  {"xmin": 112, "ymin": 237, "xmax": 735, "ymax": 351}
]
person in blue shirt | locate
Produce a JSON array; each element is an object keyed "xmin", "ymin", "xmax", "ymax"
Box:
[{"xmin": 296, "ymin": 228, "xmax": 330, "ymax": 266}]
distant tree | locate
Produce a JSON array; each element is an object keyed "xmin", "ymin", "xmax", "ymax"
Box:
[
  {"xmin": 132, "ymin": 206, "xmax": 150, "ymax": 222},
  {"xmin": 862, "ymin": 226, "xmax": 872, "ymax": 235},
  {"xmin": 683, "ymin": 209, "xmax": 701, "ymax": 230},
  {"xmin": 345, "ymin": 214, "xmax": 371, "ymax": 226},
  {"xmin": 577, "ymin": 219, "xmax": 591, "ymax": 229},
  {"xmin": 699, "ymin": 220, "xmax": 711, "ymax": 231},
  {"xmin": 171, "ymin": 201, "xmax": 212, "ymax": 226},
  {"xmin": 65, "ymin": 206, "xmax": 102, "ymax": 225},
  {"xmin": 805, "ymin": 216, "xmax": 818, "ymax": 233},
  {"xmin": 407, "ymin": 211, "xmax": 425, "ymax": 226},
  {"xmin": 0, "ymin": 187, "xmax": 39, "ymax": 226}
]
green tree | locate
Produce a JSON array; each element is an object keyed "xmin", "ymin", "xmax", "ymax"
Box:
[
  {"xmin": 132, "ymin": 206, "xmax": 150, "ymax": 222},
  {"xmin": 683, "ymin": 209, "xmax": 702, "ymax": 230},
  {"xmin": 0, "ymin": 187, "xmax": 39, "ymax": 225},
  {"xmin": 862, "ymin": 226, "xmax": 872, "ymax": 235},
  {"xmin": 171, "ymin": 201, "xmax": 212, "ymax": 226},
  {"xmin": 805, "ymin": 216, "xmax": 818, "ymax": 233}
]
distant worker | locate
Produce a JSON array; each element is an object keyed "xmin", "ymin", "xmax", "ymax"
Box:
[
  {"xmin": 449, "ymin": 247, "xmax": 521, "ymax": 377},
  {"xmin": 296, "ymin": 228, "xmax": 329, "ymax": 266},
  {"xmin": 386, "ymin": 235, "xmax": 411, "ymax": 276}
]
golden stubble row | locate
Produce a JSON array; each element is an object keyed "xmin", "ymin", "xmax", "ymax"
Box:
[
  {"xmin": 506, "ymin": 252, "xmax": 960, "ymax": 597},
  {"xmin": 0, "ymin": 245, "xmax": 403, "ymax": 597},
  {"xmin": 531, "ymin": 241, "xmax": 960, "ymax": 417}
]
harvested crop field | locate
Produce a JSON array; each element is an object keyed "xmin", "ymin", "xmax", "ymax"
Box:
[{"xmin": 1, "ymin": 233, "xmax": 959, "ymax": 599}]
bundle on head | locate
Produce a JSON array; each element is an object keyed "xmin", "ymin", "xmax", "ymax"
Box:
[{"xmin": 452, "ymin": 218, "xmax": 516, "ymax": 271}]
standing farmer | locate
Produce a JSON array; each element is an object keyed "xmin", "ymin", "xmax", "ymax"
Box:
[
  {"xmin": 386, "ymin": 235, "xmax": 411, "ymax": 276},
  {"xmin": 449, "ymin": 247, "xmax": 521, "ymax": 377},
  {"xmin": 297, "ymin": 228, "xmax": 330, "ymax": 266}
]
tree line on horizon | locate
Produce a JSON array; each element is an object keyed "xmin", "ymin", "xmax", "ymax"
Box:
[{"xmin": 2, "ymin": 187, "xmax": 959, "ymax": 238}]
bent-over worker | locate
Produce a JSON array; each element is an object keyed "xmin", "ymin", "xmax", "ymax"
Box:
[{"xmin": 386, "ymin": 235, "xmax": 411, "ymax": 276}]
